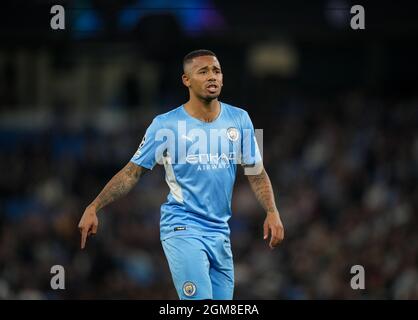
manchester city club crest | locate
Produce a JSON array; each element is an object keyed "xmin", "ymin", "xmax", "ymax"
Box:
[
  {"xmin": 182, "ymin": 281, "xmax": 196, "ymax": 297},
  {"xmin": 227, "ymin": 127, "xmax": 239, "ymax": 141}
]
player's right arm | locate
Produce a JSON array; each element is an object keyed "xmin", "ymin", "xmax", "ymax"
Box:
[
  {"xmin": 78, "ymin": 115, "xmax": 163, "ymax": 249},
  {"xmin": 78, "ymin": 162, "xmax": 147, "ymax": 249}
]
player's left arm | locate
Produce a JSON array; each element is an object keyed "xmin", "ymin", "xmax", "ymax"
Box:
[{"xmin": 246, "ymin": 168, "xmax": 284, "ymax": 249}]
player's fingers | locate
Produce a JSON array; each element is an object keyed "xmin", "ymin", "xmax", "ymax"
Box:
[
  {"xmin": 91, "ymin": 223, "xmax": 98, "ymax": 235},
  {"xmin": 81, "ymin": 228, "xmax": 88, "ymax": 249},
  {"xmin": 271, "ymin": 224, "xmax": 286, "ymax": 248},
  {"xmin": 269, "ymin": 225, "xmax": 278, "ymax": 249},
  {"xmin": 277, "ymin": 225, "xmax": 284, "ymax": 243},
  {"xmin": 263, "ymin": 221, "xmax": 269, "ymax": 240},
  {"xmin": 270, "ymin": 236, "xmax": 281, "ymax": 248}
]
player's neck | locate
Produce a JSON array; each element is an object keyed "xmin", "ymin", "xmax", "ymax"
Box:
[{"xmin": 184, "ymin": 97, "xmax": 220, "ymax": 123}]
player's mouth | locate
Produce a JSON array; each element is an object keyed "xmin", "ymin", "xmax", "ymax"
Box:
[{"xmin": 206, "ymin": 83, "xmax": 219, "ymax": 94}]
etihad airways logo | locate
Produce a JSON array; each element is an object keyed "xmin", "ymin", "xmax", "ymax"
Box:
[
  {"xmin": 186, "ymin": 152, "xmax": 236, "ymax": 171},
  {"xmin": 185, "ymin": 152, "xmax": 236, "ymax": 164}
]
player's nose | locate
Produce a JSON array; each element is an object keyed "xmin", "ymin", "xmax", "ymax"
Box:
[{"xmin": 207, "ymin": 70, "xmax": 217, "ymax": 80}]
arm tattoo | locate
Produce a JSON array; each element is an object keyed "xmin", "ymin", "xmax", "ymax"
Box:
[
  {"xmin": 247, "ymin": 168, "xmax": 278, "ymax": 214},
  {"xmin": 91, "ymin": 162, "xmax": 146, "ymax": 211}
]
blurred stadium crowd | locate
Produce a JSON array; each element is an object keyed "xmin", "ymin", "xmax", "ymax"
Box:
[
  {"xmin": 0, "ymin": 0, "xmax": 417, "ymax": 299},
  {"xmin": 0, "ymin": 89, "xmax": 416, "ymax": 299}
]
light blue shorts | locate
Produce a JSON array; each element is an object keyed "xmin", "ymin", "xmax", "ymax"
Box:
[{"xmin": 161, "ymin": 235, "xmax": 234, "ymax": 300}]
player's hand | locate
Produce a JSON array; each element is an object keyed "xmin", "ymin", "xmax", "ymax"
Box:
[
  {"xmin": 263, "ymin": 211, "xmax": 284, "ymax": 249},
  {"xmin": 78, "ymin": 205, "xmax": 99, "ymax": 249}
]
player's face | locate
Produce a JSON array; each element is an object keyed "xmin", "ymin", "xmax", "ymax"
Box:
[{"xmin": 183, "ymin": 56, "xmax": 223, "ymax": 101}]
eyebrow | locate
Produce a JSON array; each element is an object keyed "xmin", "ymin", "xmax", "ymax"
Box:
[{"xmin": 196, "ymin": 65, "xmax": 221, "ymax": 72}]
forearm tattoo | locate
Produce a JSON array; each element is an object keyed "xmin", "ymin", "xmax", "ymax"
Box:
[
  {"xmin": 247, "ymin": 168, "xmax": 278, "ymax": 214},
  {"xmin": 91, "ymin": 162, "xmax": 144, "ymax": 211}
]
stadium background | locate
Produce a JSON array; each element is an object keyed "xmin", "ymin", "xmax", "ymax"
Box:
[{"xmin": 0, "ymin": 0, "xmax": 417, "ymax": 299}]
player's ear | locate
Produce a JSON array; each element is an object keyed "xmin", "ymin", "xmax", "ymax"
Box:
[{"xmin": 182, "ymin": 73, "xmax": 191, "ymax": 87}]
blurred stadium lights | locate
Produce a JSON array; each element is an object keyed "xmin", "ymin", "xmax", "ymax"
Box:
[
  {"xmin": 70, "ymin": 0, "xmax": 226, "ymax": 39},
  {"xmin": 247, "ymin": 41, "xmax": 299, "ymax": 77},
  {"xmin": 324, "ymin": 0, "xmax": 350, "ymax": 29}
]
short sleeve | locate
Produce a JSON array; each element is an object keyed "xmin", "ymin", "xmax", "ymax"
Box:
[
  {"xmin": 130, "ymin": 117, "xmax": 164, "ymax": 170},
  {"xmin": 240, "ymin": 111, "xmax": 263, "ymax": 175}
]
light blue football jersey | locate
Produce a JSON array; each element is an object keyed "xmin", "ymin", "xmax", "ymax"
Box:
[{"xmin": 130, "ymin": 102, "xmax": 262, "ymax": 240}]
